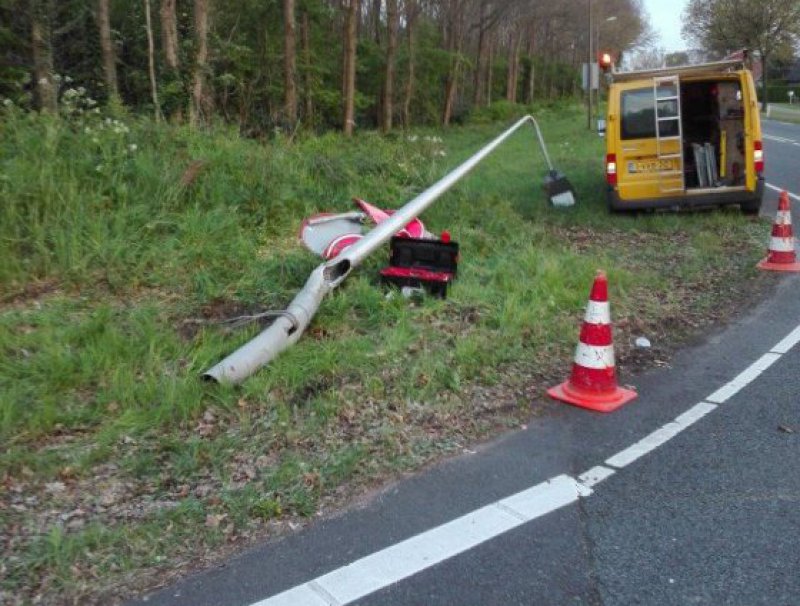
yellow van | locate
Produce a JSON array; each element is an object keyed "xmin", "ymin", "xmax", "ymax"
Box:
[{"xmin": 604, "ymin": 59, "xmax": 764, "ymax": 212}]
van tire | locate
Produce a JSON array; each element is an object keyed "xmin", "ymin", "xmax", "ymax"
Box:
[{"xmin": 740, "ymin": 199, "xmax": 761, "ymax": 215}]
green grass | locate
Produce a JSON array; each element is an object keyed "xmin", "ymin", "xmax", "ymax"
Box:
[
  {"xmin": 0, "ymin": 102, "xmax": 769, "ymax": 603},
  {"xmin": 765, "ymin": 103, "xmax": 800, "ymax": 123}
]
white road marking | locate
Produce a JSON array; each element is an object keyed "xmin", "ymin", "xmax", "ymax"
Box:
[
  {"xmin": 706, "ymin": 352, "xmax": 782, "ymax": 403},
  {"xmin": 605, "ymin": 422, "xmax": 684, "ymax": 469},
  {"xmin": 765, "ymin": 182, "xmax": 800, "ymax": 202},
  {"xmin": 674, "ymin": 402, "xmax": 717, "ymax": 428},
  {"xmin": 254, "ymin": 476, "xmax": 583, "ymax": 606},
  {"xmin": 578, "ymin": 465, "xmax": 616, "ymax": 488},
  {"xmin": 248, "ymin": 322, "xmax": 800, "ymax": 606},
  {"xmin": 763, "ymin": 133, "xmax": 800, "ymax": 146},
  {"xmin": 258, "ymin": 584, "xmax": 330, "ymax": 606},
  {"xmin": 771, "ymin": 324, "xmax": 800, "ymax": 354}
]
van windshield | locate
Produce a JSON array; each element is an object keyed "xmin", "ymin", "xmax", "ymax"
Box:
[{"xmin": 621, "ymin": 88, "xmax": 679, "ymax": 140}]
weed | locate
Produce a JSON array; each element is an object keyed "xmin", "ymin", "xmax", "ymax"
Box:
[{"xmin": 0, "ymin": 104, "xmax": 768, "ymax": 604}]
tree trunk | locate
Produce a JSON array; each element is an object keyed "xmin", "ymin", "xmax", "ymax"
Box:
[
  {"xmin": 525, "ymin": 29, "xmax": 535, "ymax": 104},
  {"xmin": 402, "ymin": 0, "xmax": 417, "ymax": 129},
  {"xmin": 97, "ymin": 0, "xmax": 120, "ymax": 104},
  {"xmin": 380, "ymin": 0, "xmax": 398, "ymax": 132},
  {"xmin": 441, "ymin": 0, "xmax": 463, "ymax": 126},
  {"xmin": 283, "ymin": 0, "xmax": 298, "ymax": 126},
  {"xmin": 485, "ymin": 34, "xmax": 494, "ymax": 107},
  {"xmin": 342, "ymin": 0, "xmax": 359, "ymax": 136},
  {"xmin": 144, "ymin": 0, "xmax": 161, "ymax": 121},
  {"xmin": 372, "ymin": 0, "xmax": 382, "ymax": 45},
  {"xmin": 473, "ymin": 6, "xmax": 487, "ymax": 107},
  {"xmin": 190, "ymin": 0, "xmax": 211, "ymax": 127},
  {"xmin": 760, "ymin": 51, "xmax": 769, "ymax": 112},
  {"xmin": 505, "ymin": 31, "xmax": 521, "ymax": 103},
  {"xmin": 526, "ymin": 59, "xmax": 535, "ymax": 103},
  {"xmin": 300, "ymin": 10, "xmax": 313, "ymax": 125},
  {"xmin": 160, "ymin": 0, "xmax": 182, "ymax": 121},
  {"xmin": 160, "ymin": 0, "xmax": 180, "ymax": 70},
  {"xmin": 31, "ymin": 0, "xmax": 57, "ymax": 113}
]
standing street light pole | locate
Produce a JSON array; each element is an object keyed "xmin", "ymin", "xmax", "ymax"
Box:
[
  {"xmin": 595, "ymin": 15, "xmax": 617, "ymax": 128},
  {"xmin": 587, "ymin": 0, "xmax": 593, "ymax": 130}
]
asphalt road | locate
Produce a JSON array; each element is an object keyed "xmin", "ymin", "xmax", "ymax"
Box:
[
  {"xmin": 762, "ymin": 118, "xmax": 800, "ymax": 216},
  {"xmin": 131, "ymin": 120, "xmax": 800, "ymax": 606}
]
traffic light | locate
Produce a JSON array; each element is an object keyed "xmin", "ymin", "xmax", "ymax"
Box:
[{"xmin": 598, "ymin": 52, "xmax": 614, "ymax": 72}]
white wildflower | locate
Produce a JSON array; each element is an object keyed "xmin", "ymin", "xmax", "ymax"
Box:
[
  {"xmin": 437, "ymin": 150, "xmax": 447, "ymax": 157},
  {"xmin": 84, "ymin": 126, "xmax": 92, "ymax": 134},
  {"xmin": 92, "ymin": 137, "xmax": 99, "ymax": 144},
  {"xmin": 64, "ymin": 76, "xmax": 73, "ymax": 83},
  {"xmin": 128, "ymin": 144, "xmax": 137, "ymax": 152},
  {"xmin": 95, "ymin": 164, "xmax": 103, "ymax": 172},
  {"xmin": 2, "ymin": 98, "xmax": 12, "ymax": 107},
  {"xmin": 407, "ymin": 135, "xmax": 418, "ymax": 142}
]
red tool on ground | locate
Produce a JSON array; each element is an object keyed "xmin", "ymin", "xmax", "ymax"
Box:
[
  {"xmin": 758, "ymin": 190, "xmax": 800, "ymax": 272},
  {"xmin": 299, "ymin": 198, "xmax": 430, "ymax": 261},
  {"xmin": 547, "ymin": 271, "xmax": 637, "ymax": 413}
]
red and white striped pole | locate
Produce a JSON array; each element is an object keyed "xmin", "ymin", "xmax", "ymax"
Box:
[
  {"xmin": 758, "ymin": 191, "xmax": 800, "ymax": 272},
  {"xmin": 547, "ymin": 271, "xmax": 637, "ymax": 413}
]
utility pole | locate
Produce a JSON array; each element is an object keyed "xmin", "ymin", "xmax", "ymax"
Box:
[{"xmin": 587, "ymin": 0, "xmax": 592, "ymax": 130}]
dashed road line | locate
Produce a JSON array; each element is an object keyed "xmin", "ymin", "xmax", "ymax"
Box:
[
  {"xmin": 248, "ymin": 322, "xmax": 800, "ymax": 606},
  {"xmin": 763, "ymin": 133, "xmax": 800, "ymax": 146},
  {"xmin": 706, "ymin": 352, "xmax": 781, "ymax": 404},
  {"xmin": 765, "ymin": 182, "xmax": 800, "ymax": 202}
]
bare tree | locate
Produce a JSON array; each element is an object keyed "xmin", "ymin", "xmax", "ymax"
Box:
[
  {"xmin": 683, "ymin": 0, "xmax": 800, "ymax": 110},
  {"xmin": 31, "ymin": 0, "xmax": 57, "ymax": 113},
  {"xmin": 300, "ymin": 8, "xmax": 313, "ymax": 124},
  {"xmin": 402, "ymin": 0, "xmax": 419, "ymax": 128},
  {"xmin": 160, "ymin": 0, "xmax": 180, "ymax": 72},
  {"xmin": 144, "ymin": 0, "xmax": 161, "ymax": 121},
  {"xmin": 96, "ymin": 0, "xmax": 120, "ymax": 104},
  {"xmin": 190, "ymin": 0, "xmax": 212, "ymax": 126},
  {"xmin": 342, "ymin": 0, "xmax": 360, "ymax": 136},
  {"xmin": 283, "ymin": 0, "xmax": 298, "ymax": 126},
  {"xmin": 442, "ymin": 0, "xmax": 465, "ymax": 126},
  {"xmin": 380, "ymin": 0, "xmax": 399, "ymax": 131},
  {"xmin": 505, "ymin": 29, "xmax": 521, "ymax": 103}
]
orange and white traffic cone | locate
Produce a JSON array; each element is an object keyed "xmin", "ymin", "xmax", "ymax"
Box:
[
  {"xmin": 547, "ymin": 271, "xmax": 637, "ymax": 413},
  {"xmin": 758, "ymin": 191, "xmax": 800, "ymax": 272}
]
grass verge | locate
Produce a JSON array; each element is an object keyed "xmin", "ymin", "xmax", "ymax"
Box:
[{"xmin": 0, "ymin": 103, "xmax": 772, "ymax": 604}]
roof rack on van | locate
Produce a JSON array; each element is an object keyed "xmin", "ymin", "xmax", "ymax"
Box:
[{"xmin": 609, "ymin": 59, "xmax": 746, "ymax": 83}]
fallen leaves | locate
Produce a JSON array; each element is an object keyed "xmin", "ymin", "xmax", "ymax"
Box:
[
  {"xmin": 195, "ymin": 408, "xmax": 218, "ymax": 438},
  {"xmin": 205, "ymin": 513, "xmax": 227, "ymax": 528}
]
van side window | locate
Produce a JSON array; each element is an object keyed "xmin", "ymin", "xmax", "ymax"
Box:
[{"xmin": 621, "ymin": 88, "xmax": 679, "ymax": 140}]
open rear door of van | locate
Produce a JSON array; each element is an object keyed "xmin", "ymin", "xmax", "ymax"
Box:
[{"xmin": 615, "ymin": 78, "xmax": 685, "ymax": 202}]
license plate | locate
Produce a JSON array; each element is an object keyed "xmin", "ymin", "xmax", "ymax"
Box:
[{"xmin": 628, "ymin": 160, "xmax": 674, "ymax": 173}]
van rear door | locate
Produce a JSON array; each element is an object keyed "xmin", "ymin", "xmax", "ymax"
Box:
[{"xmin": 614, "ymin": 79, "xmax": 684, "ymax": 201}]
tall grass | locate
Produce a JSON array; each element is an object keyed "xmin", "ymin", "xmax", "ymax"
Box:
[{"xmin": 0, "ymin": 102, "xmax": 768, "ymax": 603}]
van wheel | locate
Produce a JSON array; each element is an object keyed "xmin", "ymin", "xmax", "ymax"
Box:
[{"xmin": 740, "ymin": 199, "xmax": 761, "ymax": 215}]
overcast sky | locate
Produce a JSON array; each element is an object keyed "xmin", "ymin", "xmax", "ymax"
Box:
[{"xmin": 643, "ymin": 0, "xmax": 690, "ymax": 52}]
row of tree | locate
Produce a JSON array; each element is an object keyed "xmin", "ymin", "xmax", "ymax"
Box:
[
  {"xmin": 683, "ymin": 0, "xmax": 800, "ymax": 109},
  {"xmin": 1, "ymin": 0, "xmax": 651, "ymax": 134}
]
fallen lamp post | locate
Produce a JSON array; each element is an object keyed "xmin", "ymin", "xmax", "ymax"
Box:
[{"xmin": 203, "ymin": 115, "xmax": 573, "ymax": 384}]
